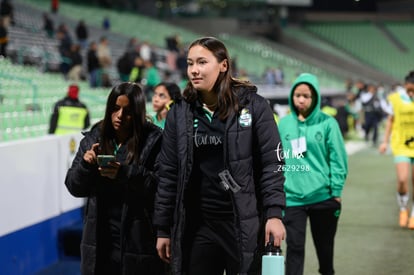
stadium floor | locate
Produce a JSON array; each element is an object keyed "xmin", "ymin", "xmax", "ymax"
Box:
[
  {"xmin": 35, "ymin": 260, "xmax": 80, "ymax": 275},
  {"xmin": 297, "ymin": 142, "xmax": 414, "ymax": 275}
]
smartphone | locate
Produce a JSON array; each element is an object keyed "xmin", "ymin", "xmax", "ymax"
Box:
[{"xmin": 97, "ymin": 155, "xmax": 115, "ymax": 167}]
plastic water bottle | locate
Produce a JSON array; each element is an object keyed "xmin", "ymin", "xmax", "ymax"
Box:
[{"xmin": 262, "ymin": 237, "xmax": 284, "ymax": 275}]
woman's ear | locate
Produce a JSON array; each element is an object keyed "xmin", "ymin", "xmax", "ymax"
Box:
[{"xmin": 220, "ymin": 59, "xmax": 228, "ymax": 73}]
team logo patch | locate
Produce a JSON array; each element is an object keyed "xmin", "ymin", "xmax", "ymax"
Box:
[
  {"xmin": 239, "ymin": 108, "xmax": 252, "ymax": 127},
  {"xmin": 69, "ymin": 137, "xmax": 76, "ymax": 154},
  {"xmin": 315, "ymin": 131, "xmax": 323, "ymax": 142}
]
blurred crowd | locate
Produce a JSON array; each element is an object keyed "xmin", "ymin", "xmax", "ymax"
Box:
[
  {"xmin": 46, "ymin": 13, "xmax": 189, "ymax": 95},
  {"xmin": 320, "ymin": 78, "xmax": 396, "ymax": 144}
]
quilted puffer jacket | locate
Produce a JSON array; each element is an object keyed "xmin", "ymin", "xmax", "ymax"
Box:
[{"xmin": 154, "ymin": 85, "xmax": 286, "ymax": 275}]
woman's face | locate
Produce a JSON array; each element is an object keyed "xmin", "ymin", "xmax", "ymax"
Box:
[
  {"xmin": 111, "ymin": 95, "xmax": 132, "ymax": 132},
  {"xmin": 406, "ymin": 82, "xmax": 414, "ymax": 99},
  {"xmin": 187, "ymin": 45, "xmax": 227, "ymax": 93},
  {"xmin": 293, "ymin": 84, "xmax": 314, "ymax": 117},
  {"xmin": 152, "ymin": 85, "xmax": 171, "ymax": 112}
]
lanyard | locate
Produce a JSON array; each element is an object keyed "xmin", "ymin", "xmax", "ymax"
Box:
[{"xmin": 113, "ymin": 139, "xmax": 121, "ymax": 155}]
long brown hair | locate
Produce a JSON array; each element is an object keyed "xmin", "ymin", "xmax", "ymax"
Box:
[{"xmin": 183, "ymin": 37, "xmax": 252, "ymax": 120}]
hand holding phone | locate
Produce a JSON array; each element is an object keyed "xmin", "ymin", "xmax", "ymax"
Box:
[
  {"xmin": 97, "ymin": 155, "xmax": 120, "ymax": 179},
  {"xmin": 97, "ymin": 155, "xmax": 116, "ymax": 167}
]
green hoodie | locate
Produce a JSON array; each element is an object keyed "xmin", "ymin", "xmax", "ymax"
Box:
[{"xmin": 278, "ymin": 73, "xmax": 348, "ymax": 207}]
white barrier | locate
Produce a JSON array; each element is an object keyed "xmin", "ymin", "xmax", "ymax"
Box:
[{"xmin": 0, "ymin": 134, "xmax": 85, "ymax": 237}]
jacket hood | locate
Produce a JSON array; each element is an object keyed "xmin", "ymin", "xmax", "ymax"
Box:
[
  {"xmin": 236, "ymin": 83, "xmax": 258, "ymax": 107},
  {"xmin": 187, "ymin": 83, "xmax": 258, "ymax": 110},
  {"xmin": 288, "ymin": 73, "xmax": 321, "ymax": 120}
]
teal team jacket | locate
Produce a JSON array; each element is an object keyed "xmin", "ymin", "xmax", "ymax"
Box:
[{"xmin": 277, "ymin": 73, "xmax": 348, "ymax": 207}]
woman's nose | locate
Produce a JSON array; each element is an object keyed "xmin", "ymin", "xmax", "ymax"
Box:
[{"xmin": 190, "ymin": 66, "xmax": 198, "ymax": 75}]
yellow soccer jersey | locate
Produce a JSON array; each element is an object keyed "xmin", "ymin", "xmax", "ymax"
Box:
[{"xmin": 388, "ymin": 91, "xmax": 414, "ymax": 157}]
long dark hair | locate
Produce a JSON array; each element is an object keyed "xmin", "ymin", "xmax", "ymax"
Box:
[
  {"xmin": 100, "ymin": 82, "xmax": 147, "ymax": 164},
  {"xmin": 183, "ymin": 37, "xmax": 252, "ymax": 120}
]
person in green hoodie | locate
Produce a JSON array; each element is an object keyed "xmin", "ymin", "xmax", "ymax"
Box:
[{"xmin": 278, "ymin": 73, "xmax": 348, "ymax": 275}]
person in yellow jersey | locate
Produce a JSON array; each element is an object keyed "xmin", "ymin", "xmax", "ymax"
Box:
[
  {"xmin": 49, "ymin": 84, "xmax": 91, "ymax": 135},
  {"xmin": 379, "ymin": 70, "xmax": 414, "ymax": 229}
]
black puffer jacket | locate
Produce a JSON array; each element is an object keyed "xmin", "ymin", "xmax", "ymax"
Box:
[
  {"xmin": 65, "ymin": 122, "xmax": 164, "ymax": 275},
  {"xmin": 153, "ymin": 85, "xmax": 286, "ymax": 275}
]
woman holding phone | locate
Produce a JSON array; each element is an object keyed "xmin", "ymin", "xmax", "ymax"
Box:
[{"xmin": 65, "ymin": 82, "xmax": 166, "ymax": 275}]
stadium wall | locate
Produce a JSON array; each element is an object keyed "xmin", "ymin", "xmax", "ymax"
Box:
[{"xmin": 0, "ymin": 134, "xmax": 85, "ymax": 275}]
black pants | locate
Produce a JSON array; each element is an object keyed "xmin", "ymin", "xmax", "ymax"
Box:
[
  {"xmin": 363, "ymin": 112, "xmax": 380, "ymax": 145},
  {"xmin": 284, "ymin": 198, "xmax": 341, "ymax": 275},
  {"xmin": 0, "ymin": 42, "xmax": 7, "ymax": 57},
  {"xmin": 185, "ymin": 218, "xmax": 240, "ymax": 275}
]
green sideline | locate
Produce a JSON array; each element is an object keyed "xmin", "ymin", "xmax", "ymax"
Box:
[{"xmin": 295, "ymin": 145, "xmax": 414, "ymax": 275}]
